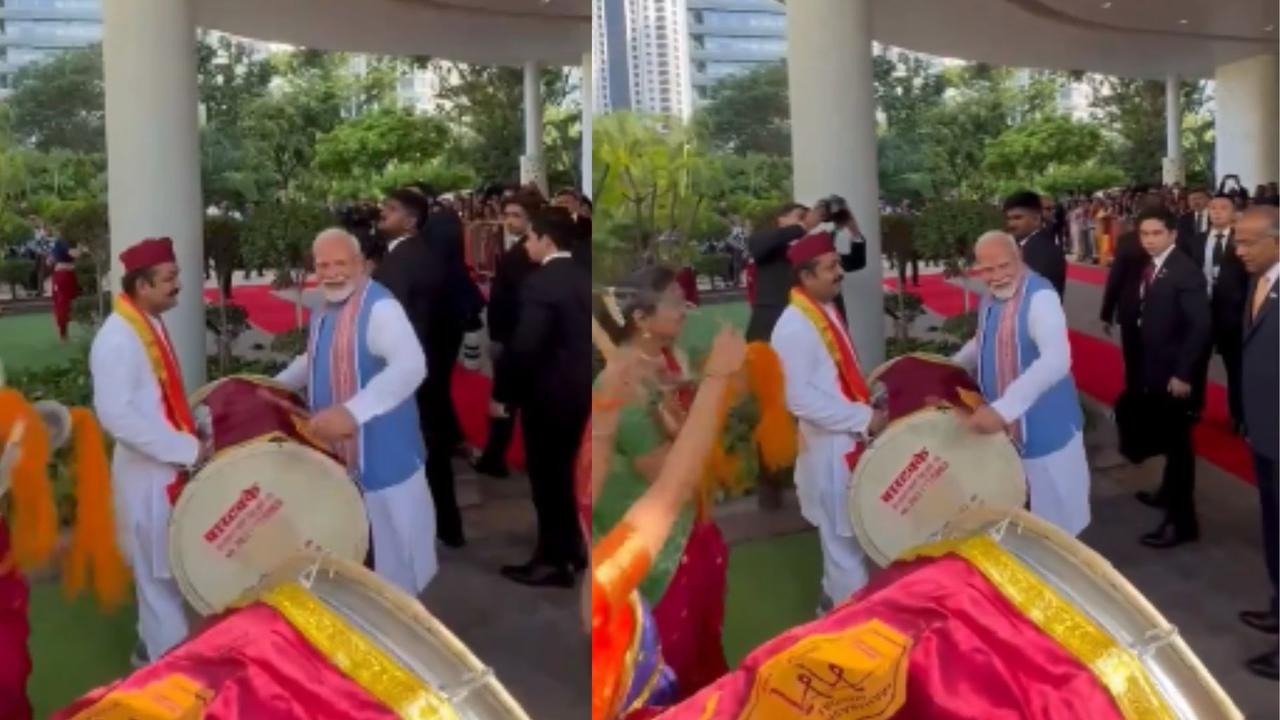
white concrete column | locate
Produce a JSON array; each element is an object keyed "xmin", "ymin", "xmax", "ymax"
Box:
[
  {"xmin": 1163, "ymin": 74, "xmax": 1184, "ymax": 186},
  {"xmin": 785, "ymin": 0, "xmax": 884, "ymax": 367},
  {"xmin": 521, "ymin": 60, "xmax": 547, "ymax": 195},
  {"xmin": 102, "ymin": 0, "xmax": 205, "ymax": 391},
  {"xmin": 1215, "ymin": 53, "xmax": 1280, "ymax": 189},
  {"xmin": 581, "ymin": 51, "xmax": 593, "ymax": 199}
]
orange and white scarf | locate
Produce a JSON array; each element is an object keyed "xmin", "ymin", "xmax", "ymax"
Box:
[
  {"xmin": 788, "ymin": 288, "xmax": 870, "ymax": 469},
  {"xmin": 114, "ymin": 293, "xmax": 195, "ymax": 504}
]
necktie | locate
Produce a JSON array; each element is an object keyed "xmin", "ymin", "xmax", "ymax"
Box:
[
  {"xmin": 1212, "ymin": 233, "xmax": 1225, "ymax": 268},
  {"xmin": 1141, "ymin": 260, "xmax": 1155, "ymax": 296},
  {"xmin": 1254, "ymin": 277, "xmax": 1273, "ymax": 320}
]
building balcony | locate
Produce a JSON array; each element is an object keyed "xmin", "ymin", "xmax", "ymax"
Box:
[
  {"xmin": 687, "ymin": 23, "xmax": 785, "ymax": 38},
  {"xmin": 0, "ymin": 33, "xmax": 99, "ymax": 48},
  {"xmin": 689, "ymin": 47, "xmax": 785, "ymax": 62}
]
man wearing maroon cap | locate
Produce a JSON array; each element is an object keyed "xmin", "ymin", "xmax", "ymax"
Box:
[
  {"xmin": 770, "ymin": 232, "xmax": 887, "ymax": 611},
  {"xmin": 89, "ymin": 237, "xmax": 205, "ymax": 665}
]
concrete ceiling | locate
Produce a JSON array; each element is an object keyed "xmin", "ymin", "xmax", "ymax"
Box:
[
  {"xmin": 193, "ymin": 0, "xmax": 590, "ymax": 67},
  {"xmin": 869, "ymin": 0, "xmax": 1278, "ymax": 79}
]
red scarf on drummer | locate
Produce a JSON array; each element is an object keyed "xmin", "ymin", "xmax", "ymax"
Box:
[
  {"xmin": 113, "ymin": 293, "xmax": 195, "ymax": 504},
  {"xmin": 788, "ymin": 288, "xmax": 870, "ymax": 468}
]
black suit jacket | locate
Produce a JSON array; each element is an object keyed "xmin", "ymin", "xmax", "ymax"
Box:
[
  {"xmin": 1137, "ymin": 248, "xmax": 1212, "ymax": 393},
  {"xmin": 746, "ymin": 224, "xmax": 805, "ymax": 341},
  {"xmin": 1177, "ymin": 227, "xmax": 1250, "ymax": 344},
  {"xmin": 372, "ymin": 234, "xmax": 444, "ymax": 352},
  {"xmin": 1101, "ymin": 230, "xmax": 1146, "ymax": 327},
  {"xmin": 423, "ymin": 209, "xmax": 485, "ymax": 332},
  {"xmin": 1177, "ymin": 211, "xmax": 1208, "ymax": 246},
  {"xmin": 1020, "ymin": 227, "xmax": 1066, "ymax": 297},
  {"xmin": 1242, "ymin": 273, "xmax": 1279, "ymax": 461},
  {"xmin": 492, "ymin": 256, "xmax": 592, "ymax": 418},
  {"xmin": 487, "ymin": 237, "xmax": 538, "ymax": 346}
]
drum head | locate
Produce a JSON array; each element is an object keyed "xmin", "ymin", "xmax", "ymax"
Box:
[
  {"xmin": 939, "ymin": 509, "xmax": 1243, "ymax": 720},
  {"xmin": 170, "ymin": 442, "xmax": 369, "ymax": 615},
  {"xmin": 260, "ymin": 553, "xmax": 532, "ymax": 720},
  {"xmin": 849, "ymin": 407, "xmax": 1026, "ymax": 566}
]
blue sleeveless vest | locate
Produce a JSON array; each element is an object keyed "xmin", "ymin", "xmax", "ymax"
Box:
[
  {"xmin": 976, "ymin": 271, "xmax": 1082, "ymax": 459},
  {"xmin": 308, "ymin": 281, "xmax": 424, "ymax": 491}
]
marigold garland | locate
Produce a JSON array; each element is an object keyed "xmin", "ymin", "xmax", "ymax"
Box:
[
  {"xmin": 744, "ymin": 342, "xmax": 797, "ymax": 472},
  {"xmin": 0, "ymin": 388, "xmax": 58, "ymax": 570},
  {"xmin": 62, "ymin": 407, "xmax": 131, "ymax": 610}
]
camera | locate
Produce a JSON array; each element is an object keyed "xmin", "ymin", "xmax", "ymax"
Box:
[{"xmin": 816, "ymin": 194, "xmax": 853, "ymax": 225}]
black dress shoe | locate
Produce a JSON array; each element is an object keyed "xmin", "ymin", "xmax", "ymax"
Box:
[
  {"xmin": 1139, "ymin": 523, "xmax": 1199, "ymax": 549},
  {"xmin": 1240, "ymin": 610, "xmax": 1280, "ymax": 635},
  {"xmin": 500, "ymin": 561, "xmax": 576, "ymax": 588},
  {"xmin": 1134, "ymin": 490, "xmax": 1166, "ymax": 509},
  {"xmin": 1245, "ymin": 649, "xmax": 1279, "ymax": 681}
]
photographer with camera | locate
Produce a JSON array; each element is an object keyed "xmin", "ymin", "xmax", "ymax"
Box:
[{"xmin": 807, "ymin": 195, "xmax": 869, "ymax": 323}]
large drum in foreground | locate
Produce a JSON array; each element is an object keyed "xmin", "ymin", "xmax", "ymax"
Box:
[
  {"xmin": 851, "ymin": 353, "xmax": 1026, "ymax": 566},
  {"xmin": 658, "ymin": 509, "xmax": 1242, "ymax": 720},
  {"xmin": 57, "ymin": 553, "xmax": 531, "ymax": 719},
  {"xmin": 171, "ymin": 375, "xmax": 369, "ymax": 615}
]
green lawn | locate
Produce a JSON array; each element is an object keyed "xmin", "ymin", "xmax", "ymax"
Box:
[
  {"xmin": 27, "ymin": 582, "xmax": 136, "ymax": 716},
  {"xmin": 679, "ymin": 301, "xmax": 750, "ymax": 364},
  {"xmin": 0, "ymin": 312, "xmax": 87, "ymax": 372},
  {"xmin": 722, "ymin": 530, "xmax": 821, "ymax": 665}
]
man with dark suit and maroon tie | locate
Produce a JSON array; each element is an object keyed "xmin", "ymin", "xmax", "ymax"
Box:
[
  {"xmin": 1128, "ymin": 207, "xmax": 1212, "ymax": 550},
  {"xmin": 1233, "ymin": 205, "xmax": 1280, "ymax": 680}
]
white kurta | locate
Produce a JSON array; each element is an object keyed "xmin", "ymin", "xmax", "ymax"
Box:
[
  {"xmin": 277, "ymin": 296, "xmax": 438, "ymax": 597},
  {"xmin": 771, "ymin": 303, "xmax": 874, "ymax": 604},
  {"xmin": 91, "ymin": 312, "xmax": 199, "ymax": 660},
  {"xmin": 954, "ymin": 289, "xmax": 1092, "ymax": 536}
]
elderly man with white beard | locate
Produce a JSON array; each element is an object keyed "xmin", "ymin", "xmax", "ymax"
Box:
[
  {"xmin": 275, "ymin": 228, "xmax": 438, "ymax": 596},
  {"xmin": 952, "ymin": 231, "xmax": 1092, "ymax": 536}
]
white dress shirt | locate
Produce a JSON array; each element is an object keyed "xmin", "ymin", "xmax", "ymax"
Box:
[{"xmin": 1202, "ymin": 227, "xmax": 1232, "ymax": 293}]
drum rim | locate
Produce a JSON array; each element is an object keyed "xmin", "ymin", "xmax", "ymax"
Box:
[
  {"xmin": 188, "ymin": 373, "xmax": 303, "ymax": 407},
  {"xmin": 255, "ymin": 552, "xmax": 533, "ymax": 720},
  {"xmin": 169, "ymin": 441, "xmax": 369, "ymax": 615},
  {"xmin": 866, "ymin": 352, "xmax": 968, "ymax": 388},
  {"xmin": 941, "ymin": 508, "xmax": 1243, "ymax": 720},
  {"xmin": 849, "ymin": 407, "xmax": 1027, "ymax": 567}
]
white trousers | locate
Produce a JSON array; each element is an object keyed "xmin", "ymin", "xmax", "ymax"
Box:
[
  {"xmin": 1024, "ymin": 431, "xmax": 1092, "ymax": 537},
  {"xmin": 365, "ymin": 468, "xmax": 439, "ymax": 597},
  {"xmin": 815, "ymin": 518, "xmax": 872, "ymax": 606},
  {"xmin": 120, "ymin": 506, "xmax": 188, "ymax": 660}
]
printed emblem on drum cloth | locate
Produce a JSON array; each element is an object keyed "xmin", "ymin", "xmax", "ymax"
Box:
[{"xmin": 654, "ymin": 548, "xmax": 1161, "ymax": 720}]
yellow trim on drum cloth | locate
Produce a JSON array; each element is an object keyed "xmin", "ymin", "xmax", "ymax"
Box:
[
  {"xmin": 261, "ymin": 583, "xmax": 461, "ymax": 720},
  {"xmin": 904, "ymin": 536, "xmax": 1175, "ymax": 720}
]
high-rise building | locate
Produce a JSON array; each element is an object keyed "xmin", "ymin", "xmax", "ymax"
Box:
[
  {"xmin": 0, "ymin": 0, "xmax": 102, "ymax": 95},
  {"xmin": 593, "ymin": 0, "xmax": 691, "ymax": 117},
  {"xmin": 686, "ymin": 0, "xmax": 785, "ymax": 108}
]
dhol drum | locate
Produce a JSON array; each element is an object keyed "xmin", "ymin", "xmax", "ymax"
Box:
[
  {"xmin": 660, "ymin": 509, "xmax": 1242, "ymax": 720},
  {"xmin": 170, "ymin": 375, "xmax": 369, "ymax": 615},
  {"xmin": 850, "ymin": 353, "xmax": 1026, "ymax": 566},
  {"xmin": 57, "ymin": 552, "xmax": 532, "ymax": 720}
]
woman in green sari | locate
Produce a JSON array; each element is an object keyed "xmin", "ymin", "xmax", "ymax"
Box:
[{"xmin": 592, "ymin": 266, "xmax": 729, "ymax": 699}]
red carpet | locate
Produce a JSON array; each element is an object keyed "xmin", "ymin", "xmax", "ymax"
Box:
[
  {"xmin": 1067, "ymin": 263, "xmax": 1109, "ymax": 286},
  {"xmin": 204, "ymin": 285, "xmax": 524, "ymax": 469},
  {"xmin": 884, "ymin": 274, "xmax": 1254, "ymax": 483},
  {"xmin": 203, "ymin": 287, "xmax": 309, "ymax": 334}
]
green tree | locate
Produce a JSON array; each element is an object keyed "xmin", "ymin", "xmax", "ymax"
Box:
[
  {"xmin": 694, "ymin": 62, "xmax": 791, "ymax": 156},
  {"xmin": 914, "ymin": 200, "xmax": 1003, "ymax": 312},
  {"xmin": 312, "ymin": 108, "xmax": 453, "ymax": 197},
  {"xmin": 240, "ymin": 202, "xmax": 333, "ymax": 328},
  {"xmin": 1087, "ymin": 76, "xmax": 1209, "ymax": 185},
  {"xmin": 982, "ymin": 116, "xmax": 1104, "ymax": 184},
  {"xmin": 436, "ymin": 63, "xmax": 579, "ymax": 190},
  {"xmin": 7, "ymin": 45, "xmax": 105, "ymax": 154}
]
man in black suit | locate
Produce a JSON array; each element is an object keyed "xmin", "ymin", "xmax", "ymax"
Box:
[
  {"xmin": 746, "ymin": 203, "xmax": 809, "ymax": 342},
  {"xmin": 553, "ymin": 187, "xmax": 592, "ymax": 272},
  {"xmin": 1127, "ymin": 207, "xmax": 1212, "ymax": 549},
  {"xmin": 1177, "ymin": 187, "xmax": 1211, "ymax": 242},
  {"xmin": 1233, "ymin": 206, "xmax": 1280, "ymax": 679},
  {"xmin": 1176, "ymin": 194, "xmax": 1250, "ymax": 428},
  {"xmin": 493, "ymin": 207, "xmax": 590, "ymax": 587},
  {"xmin": 374, "ymin": 187, "xmax": 466, "ymax": 547},
  {"xmin": 1004, "ymin": 191, "xmax": 1066, "ymax": 297},
  {"xmin": 474, "ymin": 193, "xmax": 543, "ymax": 478},
  {"xmin": 1101, "ymin": 193, "xmax": 1166, "ymax": 389}
]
